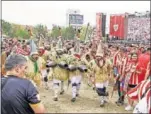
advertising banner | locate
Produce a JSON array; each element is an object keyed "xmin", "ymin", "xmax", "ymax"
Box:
[{"xmin": 69, "ymin": 14, "xmax": 84, "ymax": 25}]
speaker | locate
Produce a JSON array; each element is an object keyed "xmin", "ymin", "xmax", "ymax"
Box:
[
  {"xmin": 101, "ymin": 13, "xmax": 106, "ymax": 37},
  {"xmin": 96, "ymin": 13, "xmax": 106, "ymax": 38}
]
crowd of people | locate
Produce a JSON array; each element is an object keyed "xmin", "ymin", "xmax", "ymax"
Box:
[
  {"xmin": 1, "ymin": 32, "xmax": 150, "ymax": 113},
  {"xmin": 127, "ymin": 17, "xmax": 150, "ymax": 41}
]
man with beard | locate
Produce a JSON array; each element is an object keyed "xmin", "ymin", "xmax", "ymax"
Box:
[
  {"xmin": 66, "ymin": 40, "xmax": 88, "ymax": 102},
  {"xmin": 93, "ymin": 41, "xmax": 111, "ymax": 107},
  {"xmin": 25, "ymin": 40, "xmax": 41, "ymax": 87},
  {"xmin": 41, "ymin": 44, "xmax": 51, "ymax": 61},
  {"xmin": 38, "ymin": 43, "xmax": 51, "ymax": 86},
  {"xmin": 89, "ymin": 50, "xmax": 97, "ymax": 90},
  {"xmin": 84, "ymin": 40, "xmax": 97, "ymax": 89},
  {"xmin": 81, "ymin": 49, "xmax": 96, "ymax": 89},
  {"xmin": 68, "ymin": 54, "xmax": 88, "ymax": 102},
  {"xmin": 50, "ymin": 39, "xmax": 69, "ymax": 101},
  {"xmin": 81, "ymin": 53, "xmax": 92, "ymax": 85},
  {"xmin": 37, "ymin": 46, "xmax": 47, "ymax": 89},
  {"xmin": 51, "ymin": 49, "xmax": 69, "ymax": 101}
]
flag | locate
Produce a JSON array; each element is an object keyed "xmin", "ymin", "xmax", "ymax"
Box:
[{"xmin": 109, "ymin": 14, "xmax": 125, "ymax": 39}]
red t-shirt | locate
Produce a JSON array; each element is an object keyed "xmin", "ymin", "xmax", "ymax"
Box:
[{"xmin": 137, "ymin": 53, "xmax": 150, "ymax": 83}]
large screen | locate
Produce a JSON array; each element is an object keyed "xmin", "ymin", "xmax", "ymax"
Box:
[{"xmin": 69, "ymin": 14, "xmax": 84, "ymax": 25}]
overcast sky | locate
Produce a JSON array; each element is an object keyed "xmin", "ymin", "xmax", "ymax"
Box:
[{"xmin": 2, "ymin": 1, "xmax": 150, "ymax": 29}]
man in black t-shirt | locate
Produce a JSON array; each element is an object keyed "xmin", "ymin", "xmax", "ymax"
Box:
[{"xmin": 2, "ymin": 54, "xmax": 46, "ymax": 114}]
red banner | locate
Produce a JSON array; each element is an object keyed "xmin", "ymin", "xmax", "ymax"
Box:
[
  {"xmin": 96, "ymin": 13, "xmax": 102, "ymax": 39},
  {"xmin": 120, "ymin": 15, "xmax": 125, "ymax": 39},
  {"xmin": 109, "ymin": 14, "xmax": 125, "ymax": 39},
  {"xmin": 109, "ymin": 15, "xmax": 115, "ymax": 37}
]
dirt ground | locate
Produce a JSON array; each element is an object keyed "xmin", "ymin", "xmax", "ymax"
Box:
[{"xmin": 39, "ymin": 80, "xmax": 133, "ymax": 113}]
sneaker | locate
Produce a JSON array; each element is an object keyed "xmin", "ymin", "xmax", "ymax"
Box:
[
  {"xmin": 45, "ymin": 86, "xmax": 49, "ymax": 90},
  {"xmin": 115, "ymin": 99, "xmax": 123, "ymax": 106},
  {"xmin": 115, "ymin": 100, "xmax": 119, "ymax": 104},
  {"xmin": 53, "ymin": 97, "xmax": 58, "ymax": 101},
  {"xmin": 104, "ymin": 97, "xmax": 108, "ymax": 103},
  {"xmin": 104, "ymin": 100, "xmax": 108, "ymax": 104},
  {"xmin": 60, "ymin": 90, "xmax": 64, "ymax": 95},
  {"xmin": 100, "ymin": 101, "xmax": 105, "ymax": 107},
  {"xmin": 76, "ymin": 93, "xmax": 79, "ymax": 97},
  {"xmin": 125, "ymin": 105, "xmax": 133, "ymax": 111},
  {"xmin": 120, "ymin": 101, "xmax": 124, "ymax": 105},
  {"xmin": 71, "ymin": 98, "xmax": 76, "ymax": 102},
  {"xmin": 93, "ymin": 87, "xmax": 96, "ymax": 90},
  {"xmin": 104, "ymin": 99, "xmax": 108, "ymax": 104},
  {"xmin": 116, "ymin": 101, "xmax": 124, "ymax": 106},
  {"xmin": 105, "ymin": 92, "xmax": 109, "ymax": 96},
  {"xmin": 87, "ymin": 83, "xmax": 91, "ymax": 87}
]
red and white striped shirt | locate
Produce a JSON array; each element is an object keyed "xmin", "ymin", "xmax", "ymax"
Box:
[
  {"xmin": 117, "ymin": 54, "xmax": 128, "ymax": 76},
  {"xmin": 127, "ymin": 79, "xmax": 151, "ymax": 113},
  {"xmin": 127, "ymin": 62, "xmax": 139, "ymax": 85},
  {"xmin": 145, "ymin": 62, "xmax": 150, "ymax": 80},
  {"xmin": 113, "ymin": 51, "xmax": 119, "ymax": 67},
  {"xmin": 16, "ymin": 47, "xmax": 29, "ymax": 56}
]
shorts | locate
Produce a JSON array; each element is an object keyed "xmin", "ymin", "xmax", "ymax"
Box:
[{"xmin": 128, "ymin": 84, "xmax": 137, "ymax": 88}]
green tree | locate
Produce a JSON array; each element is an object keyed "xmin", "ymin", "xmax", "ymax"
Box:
[
  {"xmin": 64, "ymin": 26, "xmax": 75, "ymax": 40},
  {"xmin": 51, "ymin": 26, "xmax": 75, "ymax": 40},
  {"xmin": 15, "ymin": 28, "xmax": 30, "ymax": 39},
  {"xmin": 80, "ymin": 25, "xmax": 93, "ymax": 42},
  {"xmin": 33, "ymin": 24, "xmax": 48, "ymax": 39},
  {"xmin": 1, "ymin": 20, "xmax": 12, "ymax": 36},
  {"xmin": 80, "ymin": 26, "xmax": 87, "ymax": 41},
  {"xmin": 2, "ymin": 20, "xmax": 42, "ymax": 39},
  {"xmin": 60, "ymin": 27, "xmax": 66, "ymax": 39},
  {"xmin": 47, "ymin": 30, "xmax": 52, "ymax": 39},
  {"xmin": 51, "ymin": 26, "xmax": 60, "ymax": 39}
]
